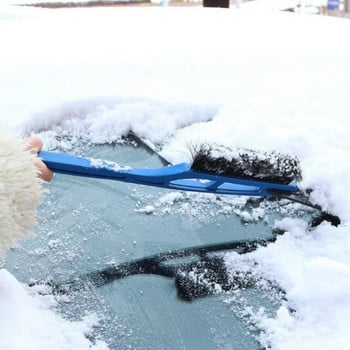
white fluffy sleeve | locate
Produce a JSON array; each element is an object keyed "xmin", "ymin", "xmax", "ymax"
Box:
[{"xmin": 0, "ymin": 135, "xmax": 43, "ymax": 256}]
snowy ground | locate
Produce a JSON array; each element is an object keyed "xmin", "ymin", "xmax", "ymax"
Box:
[{"xmin": 1, "ymin": 1, "xmax": 350, "ymax": 349}]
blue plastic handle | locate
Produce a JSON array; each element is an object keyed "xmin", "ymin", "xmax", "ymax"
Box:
[{"xmin": 39, "ymin": 151, "xmax": 298, "ymax": 197}]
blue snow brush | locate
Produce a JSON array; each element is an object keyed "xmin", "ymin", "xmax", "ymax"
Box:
[
  {"xmin": 39, "ymin": 145, "xmax": 340, "ymax": 226},
  {"xmin": 39, "ymin": 145, "xmax": 300, "ymax": 198}
]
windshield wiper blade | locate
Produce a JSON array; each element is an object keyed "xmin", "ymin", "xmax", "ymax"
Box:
[{"xmin": 44, "ymin": 237, "xmax": 275, "ymax": 301}]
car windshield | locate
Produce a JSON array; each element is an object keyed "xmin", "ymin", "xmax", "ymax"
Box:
[{"xmin": 3, "ymin": 140, "xmax": 299, "ymax": 349}]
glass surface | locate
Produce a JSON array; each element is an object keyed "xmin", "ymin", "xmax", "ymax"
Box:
[{"xmin": 3, "ymin": 142, "xmax": 288, "ymax": 350}]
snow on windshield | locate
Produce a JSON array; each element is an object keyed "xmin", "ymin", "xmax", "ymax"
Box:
[{"xmin": 1, "ymin": 2, "xmax": 350, "ymax": 350}]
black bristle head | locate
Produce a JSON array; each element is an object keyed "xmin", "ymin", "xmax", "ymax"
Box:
[{"xmin": 190, "ymin": 144, "xmax": 302, "ymax": 185}]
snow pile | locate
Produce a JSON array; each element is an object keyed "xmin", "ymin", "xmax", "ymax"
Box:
[
  {"xmin": 224, "ymin": 220, "xmax": 350, "ymax": 349},
  {"xmin": 22, "ymin": 98, "xmax": 217, "ymax": 148},
  {"xmin": 1, "ymin": 2, "xmax": 350, "ymax": 350},
  {"xmin": 0, "ymin": 269, "xmax": 108, "ymax": 350}
]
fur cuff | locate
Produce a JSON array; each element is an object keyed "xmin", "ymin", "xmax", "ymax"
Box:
[{"xmin": 0, "ymin": 135, "xmax": 43, "ymax": 256}]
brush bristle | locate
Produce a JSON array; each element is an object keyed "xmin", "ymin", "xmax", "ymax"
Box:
[{"xmin": 190, "ymin": 144, "xmax": 302, "ymax": 184}]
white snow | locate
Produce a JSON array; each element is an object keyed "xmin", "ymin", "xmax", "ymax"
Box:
[
  {"xmin": 238, "ymin": 222, "xmax": 350, "ymax": 349},
  {"xmin": 0, "ymin": 269, "xmax": 108, "ymax": 350},
  {"xmin": 1, "ymin": 1, "xmax": 350, "ymax": 349}
]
